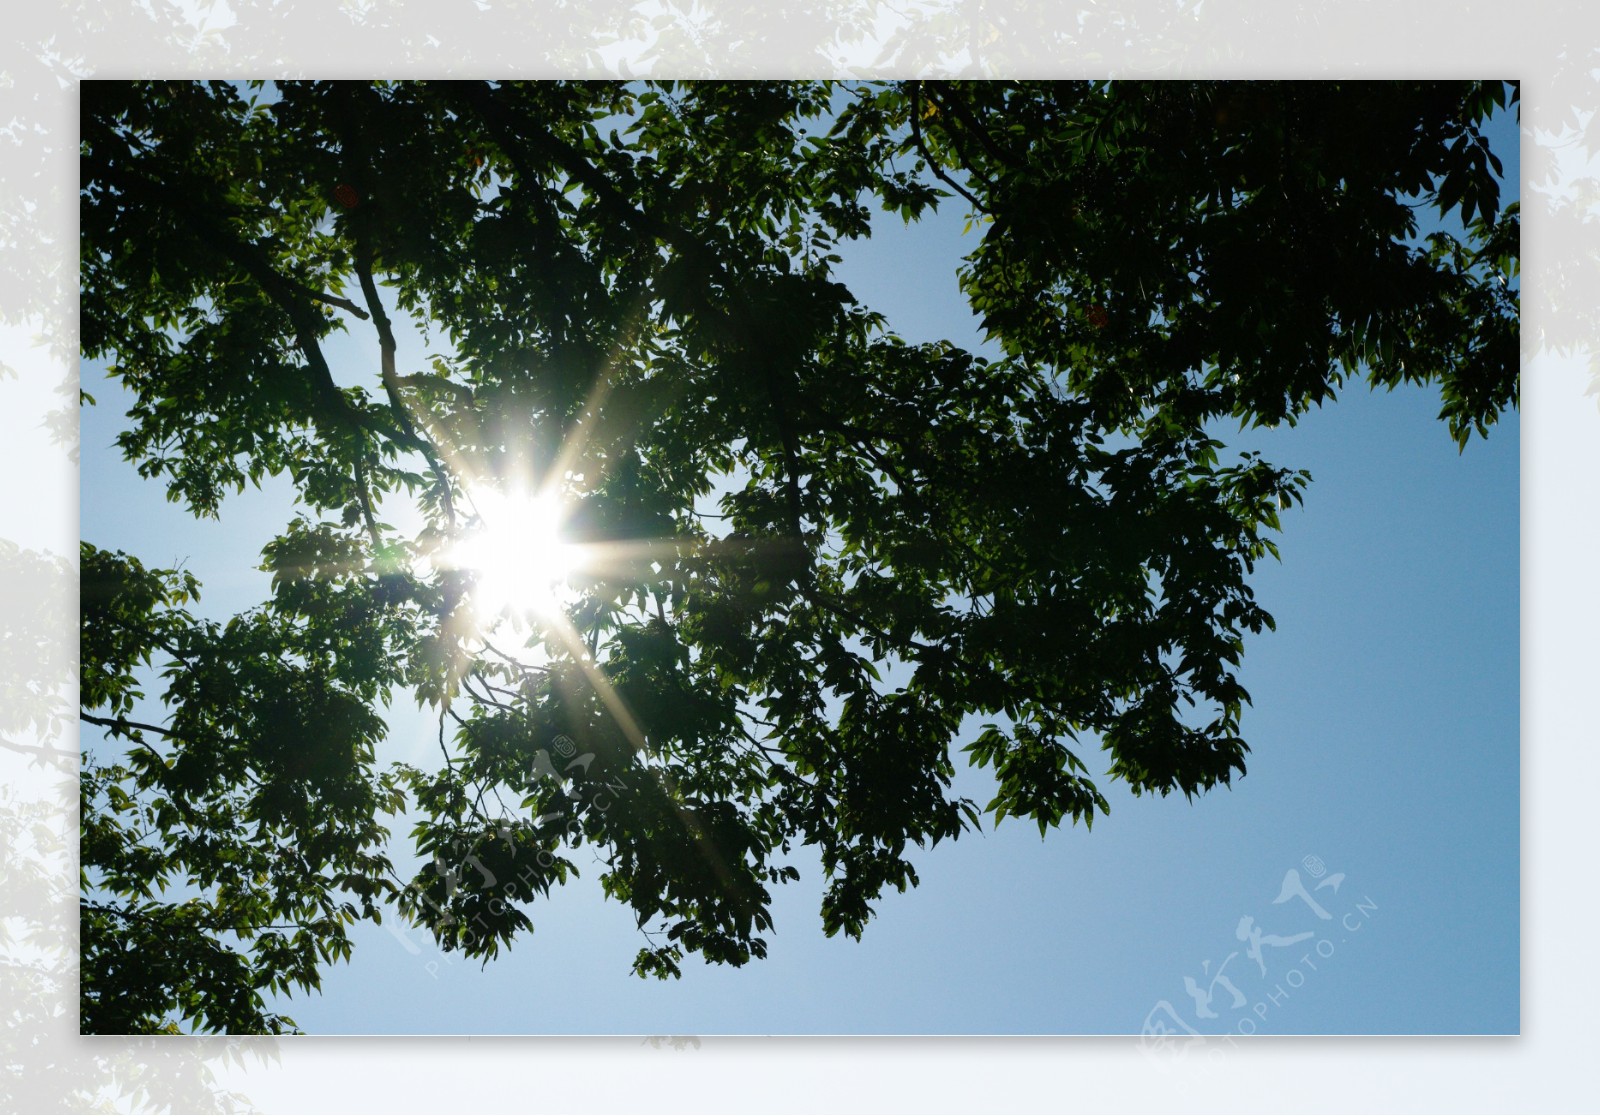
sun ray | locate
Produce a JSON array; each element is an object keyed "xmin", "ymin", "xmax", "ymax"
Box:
[
  {"xmin": 540, "ymin": 605, "xmax": 742, "ymax": 898},
  {"xmin": 403, "ymin": 294, "xmax": 751, "ymax": 898}
]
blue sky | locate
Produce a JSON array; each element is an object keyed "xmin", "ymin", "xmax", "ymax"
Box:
[{"xmin": 78, "ymin": 93, "xmax": 1520, "ymax": 1036}]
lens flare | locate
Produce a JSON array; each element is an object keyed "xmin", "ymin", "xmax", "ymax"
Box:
[{"xmin": 448, "ymin": 486, "xmax": 579, "ymax": 622}]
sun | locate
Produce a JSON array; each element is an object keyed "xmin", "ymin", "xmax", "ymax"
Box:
[{"xmin": 447, "ymin": 485, "xmax": 581, "ymax": 623}]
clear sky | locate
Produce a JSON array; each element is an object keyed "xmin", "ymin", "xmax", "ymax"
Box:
[{"xmin": 78, "ymin": 93, "xmax": 1520, "ymax": 1036}]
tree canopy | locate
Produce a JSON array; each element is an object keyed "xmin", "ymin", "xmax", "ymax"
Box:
[{"xmin": 79, "ymin": 79, "xmax": 1518, "ymax": 1033}]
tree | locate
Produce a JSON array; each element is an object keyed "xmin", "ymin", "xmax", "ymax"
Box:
[{"xmin": 79, "ymin": 79, "xmax": 1517, "ymax": 1033}]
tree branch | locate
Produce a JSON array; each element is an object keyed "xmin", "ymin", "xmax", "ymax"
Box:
[
  {"xmin": 0, "ymin": 735, "xmax": 73, "ymax": 766},
  {"xmin": 444, "ymin": 81, "xmax": 720, "ymax": 274},
  {"xmin": 908, "ymin": 82, "xmax": 989, "ymax": 215},
  {"xmin": 325, "ymin": 82, "xmax": 460, "ymax": 528},
  {"xmin": 100, "ymin": 155, "xmax": 370, "ymax": 444},
  {"xmin": 925, "ymin": 81, "xmax": 1027, "ymax": 169},
  {"xmin": 351, "ymin": 251, "xmax": 458, "ymax": 525},
  {"xmin": 82, "ymin": 710, "xmax": 182, "ymax": 744},
  {"xmin": 305, "ymin": 288, "xmax": 369, "ymax": 320},
  {"xmin": 352, "ymin": 456, "xmax": 384, "ymax": 552}
]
